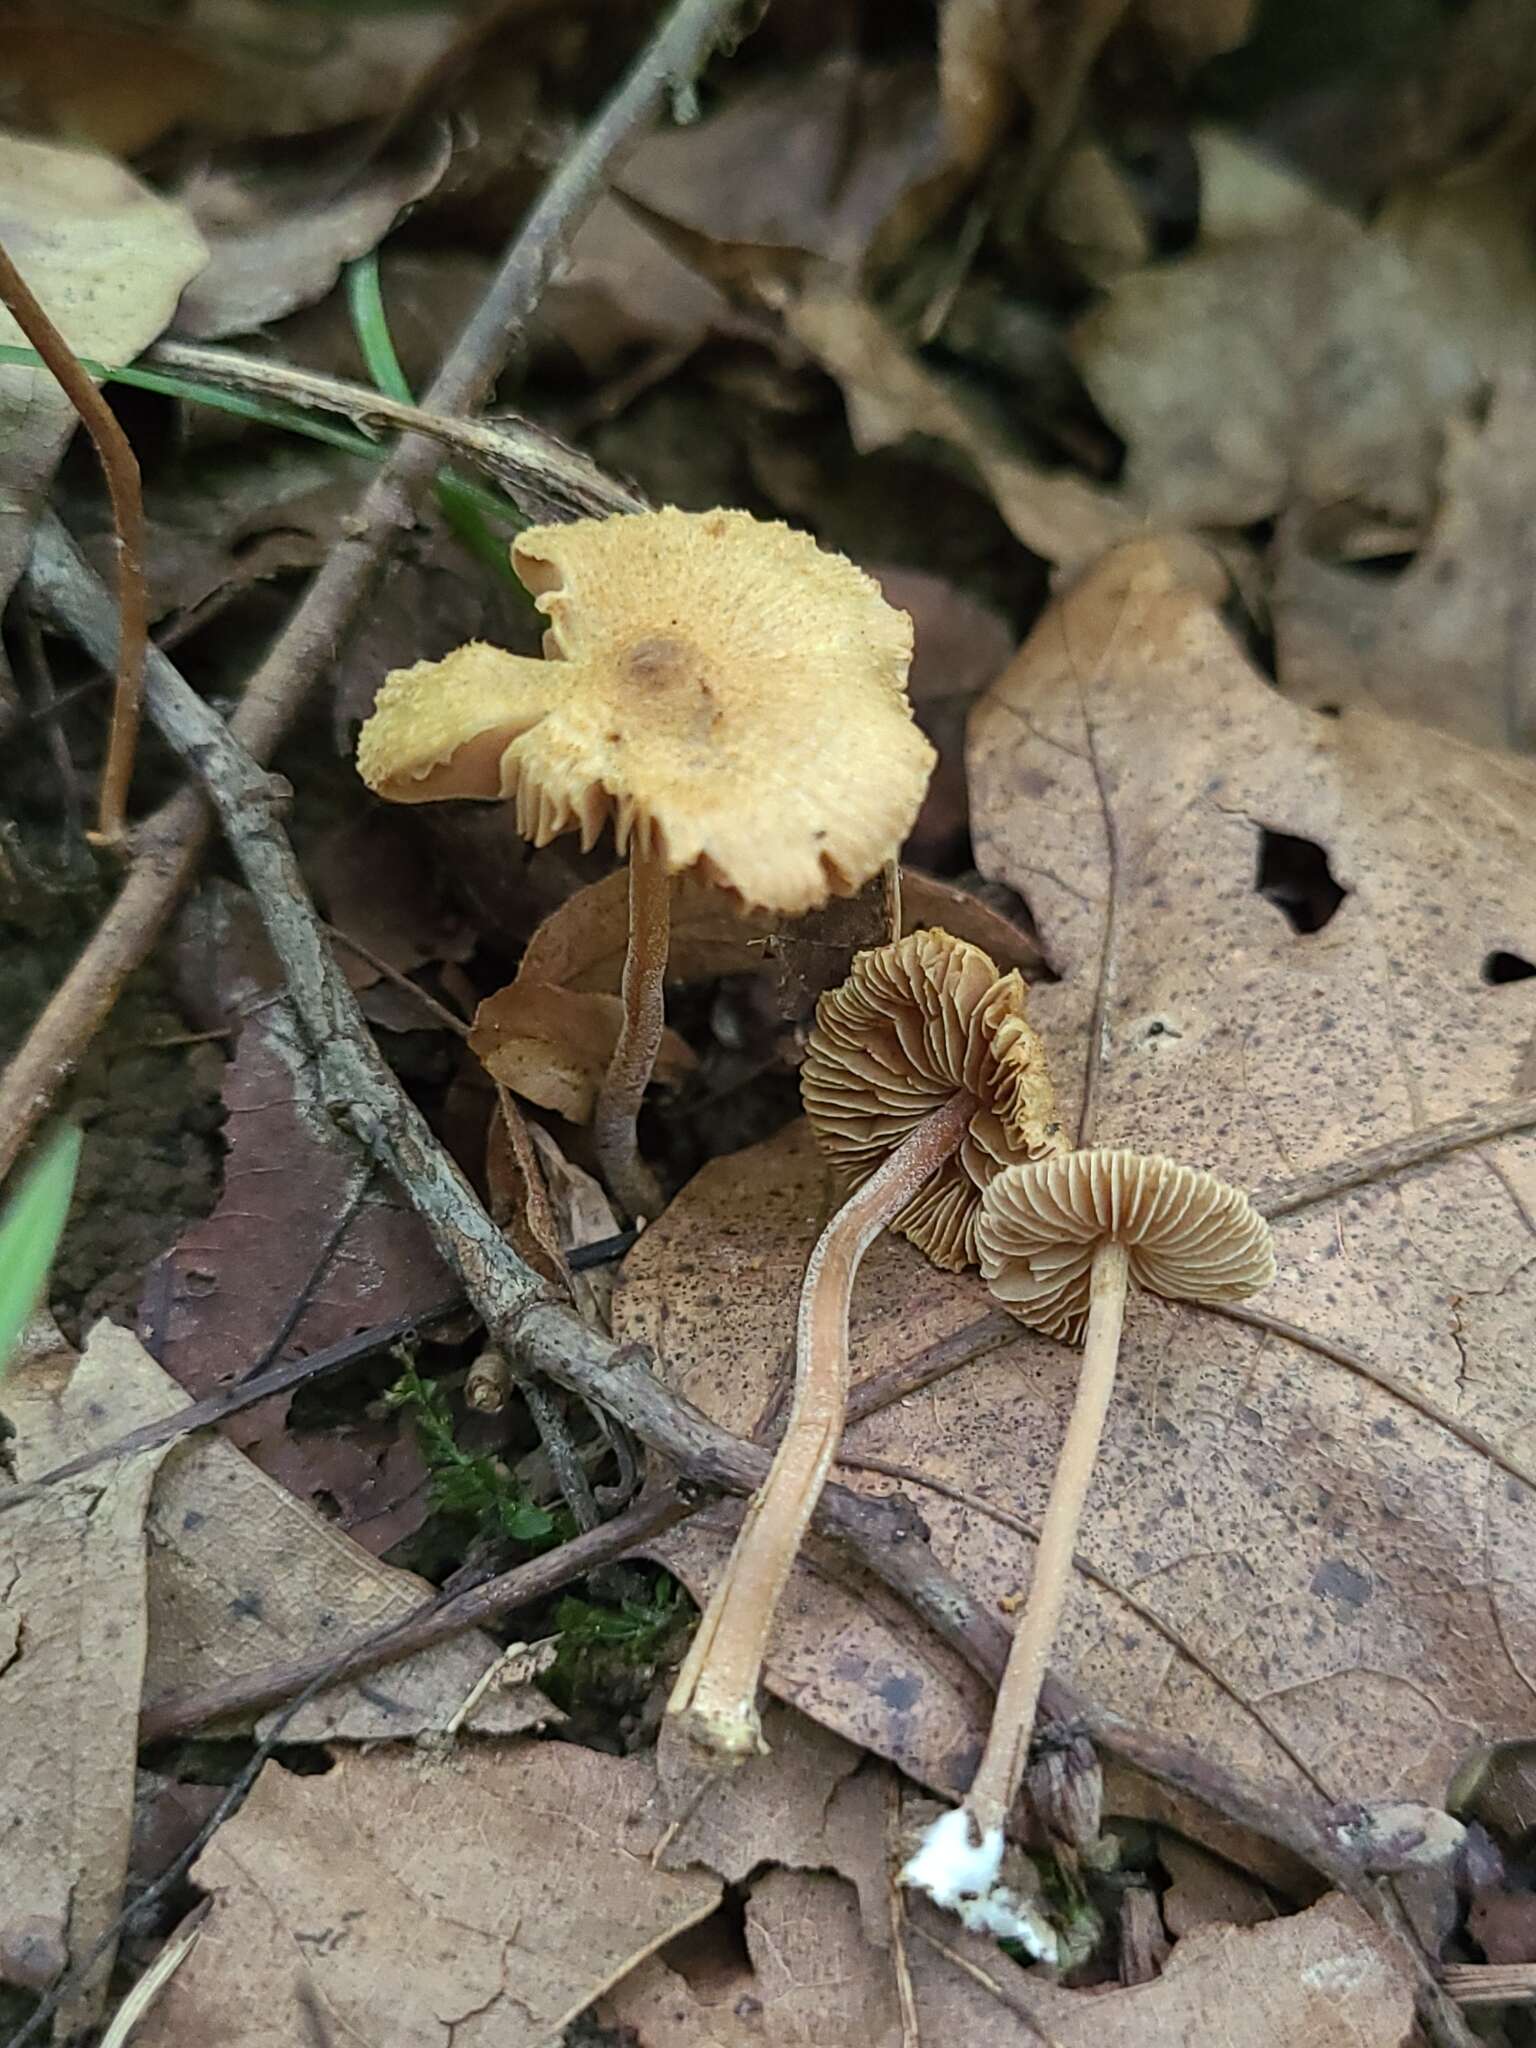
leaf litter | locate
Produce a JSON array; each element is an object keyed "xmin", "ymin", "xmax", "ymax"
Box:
[{"xmin": 11, "ymin": 4, "xmax": 1536, "ymax": 2042}]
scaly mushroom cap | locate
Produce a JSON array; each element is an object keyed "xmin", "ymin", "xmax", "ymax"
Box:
[
  {"xmin": 801, "ymin": 928, "xmax": 1065, "ymax": 1271},
  {"xmin": 355, "ymin": 506, "xmax": 933, "ymax": 917},
  {"xmin": 977, "ymin": 1149, "xmax": 1276, "ymax": 1342}
]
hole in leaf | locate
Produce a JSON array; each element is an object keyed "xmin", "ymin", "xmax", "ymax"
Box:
[
  {"xmin": 1484, "ymin": 951, "xmax": 1536, "ymax": 986},
  {"xmin": 1256, "ymin": 829, "xmax": 1348, "ymax": 935}
]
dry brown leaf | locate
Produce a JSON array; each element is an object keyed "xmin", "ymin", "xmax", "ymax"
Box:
[
  {"xmin": 656, "ymin": 1702, "xmax": 890, "ymax": 1945},
  {"xmin": 173, "ymin": 128, "xmax": 452, "ymax": 341},
  {"xmin": 520, "ymin": 866, "xmax": 1042, "ymax": 999},
  {"xmin": 1273, "ymin": 376, "xmax": 1536, "ymax": 751},
  {"xmin": 905, "ymin": 1891, "xmax": 1416, "ymax": 2045},
  {"xmin": 0, "ymin": 1331, "xmax": 174, "ymax": 2028},
  {"xmin": 135, "ymin": 1744, "xmax": 720, "ymax": 2048},
  {"xmin": 618, "ymin": 537, "xmax": 1536, "ymax": 1810},
  {"xmin": 1158, "ymin": 1831, "xmax": 1279, "ymax": 1936},
  {"xmin": 470, "ymin": 979, "xmax": 696, "ymax": 1122},
  {"xmin": 179, "ymin": 0, "xmax": 460, "ymax": 137},
  {"xmin": 790, "ymin": 286, "xmax": 1136, "ymax": 571},
  {"xmin": 1071, "ymin": 131, "xmax": 1484, "ymax": 529},
  {"xmin": 0, "ymin": 135, "xmax": 206, "ymax": 647},
  {"xmin": 0, "ymin": 25, "xmax": 221, "ymax": 155},
  {"xmin": 144, "ymin": 914, "xmax": 453, "ymax": 1551}
]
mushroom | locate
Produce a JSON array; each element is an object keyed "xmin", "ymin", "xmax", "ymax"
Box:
[
  {"xmin": 356, "ymin": 507, "xmax": 932, "ymax": 1218},
  {"xmin": 901, "ymin": 1147, "xmax": 1274, "ymax": 1942},
  {"xmin": 666, "ymin": 928, "xmax": 1064, "ymax": 1764}
]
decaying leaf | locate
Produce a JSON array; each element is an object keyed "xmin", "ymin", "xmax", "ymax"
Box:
[
  {"xmin": 790, "ymin": 286, "xmax": 1136, "ymax": 571},
  {"xmin": 1273, "ymin": 376, "xmax": 1536, "ymax": 752},
  {"xmin": 173, "ymin": 127, "xmax": 453, "ymax": 341},
  {"xmin": 1070, "ymin": 131, "xmax": 1487, "ymax": 529},
  {"xmin": 135, "ymin": 1744, "xmax": 721, "ymax": 2048},
  {"xmin": 470, "ymin": 979, "xmax": 696, "ymax": 1122},
  {"xmin": 0, "ymin": 1330, "xmax": 176, "ymax": 2029},
  {"xmin": 0, "ymin": 134, "xmax": 206, "ymax": 646},
  {"xmin": 143, "ymin": 895, "xmax": 453, "ymax": 1551},
  {"xmin": 519, "ymin": 866, "xmax": 1042, "ymax": 1001},
  {"xmin": 617, "ymin": 538, "xmax": 1536, "ymax": 1812}
]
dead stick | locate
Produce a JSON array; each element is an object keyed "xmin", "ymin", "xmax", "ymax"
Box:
[
  {"xmin": 1254, "ymin": 1089, "xmax": 1536, "ymax": 1219},
  {"xmin": 0, "ymin": 238, "xmax": 147, "ymax": 847},
  {"xmin": 0, "ymin": 0, "xmax": 738, "ymax": 1182}
]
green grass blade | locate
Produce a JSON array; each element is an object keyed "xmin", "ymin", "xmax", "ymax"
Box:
[{"xmin": 0, "ymin": 1125, "xmax": 82, "ymax": 1377}]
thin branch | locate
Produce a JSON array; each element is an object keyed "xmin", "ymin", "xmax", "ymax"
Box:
[
  {"xmin": 0, "ymin": 238, "xmax": 147, "ymax": 846},
  {"xmin": 1254, "ymin": 1089, "xmax": 1536, "ymax": 1220},
  {"xmin": 0, "ymin": 0, "xmax": 736, "ymax": 1182},
  {"xmin": 326, "ymin": 923, "xmax": 471, "ymax": 1037},
  {"xmin": 0, "ymin": 1298, "xmax": 465, "ymax": 1516}
]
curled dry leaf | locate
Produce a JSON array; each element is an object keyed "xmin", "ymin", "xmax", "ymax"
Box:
[
  {"xmin": 789, "ymin": 286, "xmax": 1137, "ymax": 572},
  {"xmin": 134, "ymin": 1744, "xmax": 720, "ymax": 2048},
  {"xmin": 470, "ymin": 979, "xmax": 696, "ymax": 1122},
  {"xmin": 173, "ymin": 126, "xmax": 453, "ymax": 341},
  {"xmin": 1273, "ymin": 374, "xmax": 1536, "ymax": 753},
  {"xmin": 618, "ymin": 538, "xmax": 1536, "ymax": 1810},
  {"xmin": 519, "ymin": 865, "xmax": 1043, "ymax": 999},
  {"xmin": 0, "ymin": 134, "xmax": 206, "ymax": 645},
  {"xmin": 1070, "ymin": 131, "xmax": 1486, "ymax": 530}
]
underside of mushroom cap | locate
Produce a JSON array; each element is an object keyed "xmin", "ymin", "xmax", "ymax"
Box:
[
  {"xmin": 356, "ymin": 507, "xmax": 934, "ymax": 917},
  {"xmin": 977, "ymin": 1148, "xmax": 1276, "ymax": 1342},
  {"xmin": 801, "ymin": 928, "xmax": 1065, "ymax": 1270}
]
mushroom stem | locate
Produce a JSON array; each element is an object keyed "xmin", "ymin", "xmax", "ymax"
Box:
[
  {"xmin": 667, "ymin": 1089, "xmax": 978, "ymax": 1764},
  {"xmin": 593, "ymin": 842, "xmax": 670, "ymax": 1220},
  {"xmin": 964, "ymin": 1236, "xmax": 1129, "ymax": 1836}
]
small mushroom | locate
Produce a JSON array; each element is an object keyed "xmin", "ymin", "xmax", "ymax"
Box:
[
  {"xmin": 357, "ymin": 506, "xmax": 932, "ymax": 1218},
  {"xmin": 666, "ymin": 928, "xmax": 1063, "ymax": 1764},
  {"xmin": 901, "ymin": 1147, "xmax": 1274, "ymax": 1936}
]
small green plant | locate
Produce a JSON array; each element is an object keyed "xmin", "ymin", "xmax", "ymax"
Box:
[
  {"xmin": 0, "ymin": 1124, "xmax": 82, "ymax": 1379},
  {"xmin": 547, "ymin": 1572, "xmax": 688, "ymax": 1709},
  {"xmin": 385, "ymin": 1358, "xmax": 556, "ymax": 1545}
]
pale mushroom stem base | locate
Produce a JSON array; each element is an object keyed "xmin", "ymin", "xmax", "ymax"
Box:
[
  {"xmin": 666, "ymin": 1089, "xmax": 978, "ymax": 1765},
  {"xmin": 965, "ymin": 1236, "xmax": 1130, "ymax": 1836},
  {"xmin": 593, "ymin": 843, "xmax": 669, "ymax": 1221}
]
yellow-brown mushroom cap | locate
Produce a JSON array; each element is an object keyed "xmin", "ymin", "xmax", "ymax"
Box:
[
  {"xmin": 977, "ymin": 1149, "xmax": 1276, "ymax": 1343},
  {"xmin": 355, "ymin": 506, "xmax": 934, "ymax": 918},
  {"xmin": 800, "ymin": 928, "xmax": 1065, "ymax": 1271}
]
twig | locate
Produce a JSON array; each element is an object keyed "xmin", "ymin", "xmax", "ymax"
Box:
[
  {"xmin": 326, "ymin": 923, "xmax": 471, "ymax": 1036},
  {"xmin": 0, "ymin": 0, "xmax": 739, "ymax": 1184},
  {"xmin": 1254, "ymin": 1089, "xmax": 1536, "ymax": 1219},
  {"xmin": 0, "ymin": 1298, "xmax": 464, "ymax": 1516},
  {"xmin": 0, "ymin": 238, "xmax": 147, "ymax": 847}
]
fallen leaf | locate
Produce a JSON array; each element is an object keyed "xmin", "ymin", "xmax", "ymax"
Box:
[
  {"xmin": 602, "ymin": 1869, "xmax": 898, "ymax": 2048},
  {"xmin": 904, "ymin": 1891, "xmax": 1416, "ymax": 2045},
  {"xmin": 142, "ymin": 895, "xmax": 453, "ymax": 1551},
  {"xmin": 135, "ymin": 1744, "xmax": 721, "ymax": 2048},
  {"xmin": 1158, "ymin": 1831, "xmax": 1278, "ymax": 1936},
  {"xmin": 790, "ymin": 285, "xmax": 1136, "ymax": 571},
  {"xmin": 0, "ymin": 25, "xmax": 220, "ymax": 155},
  {"xmin": 519, "ymin": 867, "xmax": 1042, "ymax": 1000},
  {"xmin": 1070, "ymin": 130, "xmax": 1485, "ymax": 529},
  {"xmin": 618, "ymin": 58, "xmax": 942, "ymax": 274},
  {"xmin": 0, "ymin": 135, "xmax": 206, "ymax": 651},
  {"xmin": 617, "ymin": 538, "xmax": 1536, "ymax": 1811},
  {"xmin": 470, "ymin": 979, "xmax": 696, "ymax": 1122},
  {"xmin": 1272, "ymin": 376, "xmax": 1536, "ymax": 751},
  {"xmin": 309, "ymin": 812, "xmax": 476, "ymax": 989},
  {"xmin": 0, "ymin": 1330, "xmax": 178, "ymax": 2028},
  {"xmin": 173, "ymin": 127, "xmax": 453, "ymax": 341}
]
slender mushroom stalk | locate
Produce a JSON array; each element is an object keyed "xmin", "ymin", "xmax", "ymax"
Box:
[
  {"xmin": 668, "ymin": 1090, "xmax": 976, "ymax": 1760},
  {"xmin": 901, "ymin": 1148, "xmax": 1275, "ymax": 1936},
  {"xmin": 356, "ymin": 507, "xmax": 932, "ymax": 1222},
  {"xmin": 667, "ymin": 928, "xmax": 1065, "ymax": 1766},
  {"xmin": 593, "ymin": 841, "xmax": 670, "ymax": 1219}
]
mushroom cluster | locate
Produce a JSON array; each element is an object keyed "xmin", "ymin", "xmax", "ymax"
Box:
[{"xmin": 357, "ymin": 506, "xmax": 934, "ymax": 1217}]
